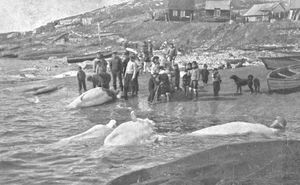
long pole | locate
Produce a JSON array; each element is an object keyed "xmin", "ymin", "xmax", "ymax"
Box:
[{"xmin": 97, "ymin": 22, "xmax": 101, "ymax": 45}]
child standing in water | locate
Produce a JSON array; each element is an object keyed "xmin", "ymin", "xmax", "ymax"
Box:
[
  {"xmin": 190, "ymin": 61, "xmax": 201, "ymax": 99},
  {"xmin": 202, "ymin": 63, "xmax": 209, "ymax": 86},
  {"xmin": 212, "ymin": 68, "xmax": 222, "ymax": 97},
  {"xmin": 77, "ymin": 66, "xmax": 87, "ymax": 95},
  {"xmin": 182, "ymin": 63, "xmax": 192, "ymax": 96}
]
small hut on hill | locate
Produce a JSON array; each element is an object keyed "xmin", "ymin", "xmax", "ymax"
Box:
[
  {"xmin": 205, "ymin": 0, "xmax": 232, "ymax": 21},
  {"xmin": 167, "ymin": 0, "xmax": 195, "ymax": 21},
  {"xmin": 243, "ymin": 2, "xmax": 286, "ymax": 22}
]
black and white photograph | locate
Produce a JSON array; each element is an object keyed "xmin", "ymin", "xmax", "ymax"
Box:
[{"xmin": 0, "ymin": 0, "xmax": 300, "ymax": 184}]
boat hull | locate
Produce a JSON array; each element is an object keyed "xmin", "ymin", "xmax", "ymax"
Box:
[
  {"xmin": 67, "ymin": 51, "xmax": 113, "ymax": 63},
  {"xmin": 267, "ymin": 64, "xmax": 300, "ymax": 93},
  {"xmin": 260, "ymin": 56, "xmax": 300, "ymax": 70}
]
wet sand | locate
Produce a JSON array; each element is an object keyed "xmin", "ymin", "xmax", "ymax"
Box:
[{"xmin": 108, "ymin": 140, "xmax": 300, "ymax": 185}]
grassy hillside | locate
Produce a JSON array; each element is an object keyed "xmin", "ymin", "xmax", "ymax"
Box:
[{"xmin": 0, "ymin": 0, "xmax": 298, "ymax": 60}]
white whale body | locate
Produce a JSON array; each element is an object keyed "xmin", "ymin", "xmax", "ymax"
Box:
[
  {"xmin": 67, "ymin": 87, "xmax": 116, "ymax": 109},
  {"xmin": 57, "ymin": 120, "xmax": 117, "ymax": 146},
  {"xmin": 190, "ymin": 118, "xmax": 286, "ymax": 137},
  {"xmin": 104, "ymin": 111, "xmax": 157, "ymax": 146}
]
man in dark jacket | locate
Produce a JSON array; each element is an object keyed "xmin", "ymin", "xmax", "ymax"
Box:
[
  {"xmin": 77, "ymin": 66, "xmax": 87, "ymax": 95},
  {"xmin": 110, "ymin": 52, "xmax": 123, "ymax": 91}
]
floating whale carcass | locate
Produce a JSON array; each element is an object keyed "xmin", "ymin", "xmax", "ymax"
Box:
[
  {"xmin": 55, "ymin": 120, "xmax": 117, "ymax": 146},
  {"xmin": 67, "ymin": 87, "xmax": 118, "ymax": 109},
  {"xmin": 104, "ymin": 111, "xmax": 160, "ymax": 146},
  {"xmin": 189, "ymin": 117, "xmax": 287, "ymax": 137}
]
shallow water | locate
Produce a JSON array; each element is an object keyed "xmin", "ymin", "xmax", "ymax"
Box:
[{"xmin": 0, "ymin": 59, "xmax": 299, "ymax": 185}]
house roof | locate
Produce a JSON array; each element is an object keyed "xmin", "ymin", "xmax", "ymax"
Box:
[
  {"xmin": 168, "ymin": 0, "xmax": 195, "ymax": 10},
  {"xmin": 205, "ymin": 0, "xmax": 231, "ymax": 11},
  {"xmin": 290, "ymin": 0, "xmax": 300, "ymax": 9},
  {"xmin": 243, "ymin": 3, "xmax": 286, "ymax": 17}
]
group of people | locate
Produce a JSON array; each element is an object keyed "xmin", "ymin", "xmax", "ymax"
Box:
[
  {"xmin": 147, "ymin": 58, "xmax": 222, "ymax": 103},
  {"xmin": 76, "ymin": 42, "xmax": 223, "ymax": 103},
  {"xmin": 77, "ymin": 51, "xmax": 141, "ymax": 100}
]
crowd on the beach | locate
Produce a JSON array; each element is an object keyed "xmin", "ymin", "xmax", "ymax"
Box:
[{"xmin": 77, "ymin": 41, "xmax": 223, "ymax": 102}]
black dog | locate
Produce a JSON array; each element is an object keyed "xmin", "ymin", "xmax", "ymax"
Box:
[
  {"xmin": 230, "ymin": 75, "xmax": 255, "ymax": 94},
  {"xmin": 248, "ymin": 75, "xmax": 260, "ymax": 94}
]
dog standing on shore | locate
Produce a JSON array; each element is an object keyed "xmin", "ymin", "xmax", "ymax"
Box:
[
  {"xmin": 230, "ymin": 75, "xmax": 249, "ymax": 94},
  {"xmin": 230, "ymin": 75, "xmax": 260, "ymax": 94}
]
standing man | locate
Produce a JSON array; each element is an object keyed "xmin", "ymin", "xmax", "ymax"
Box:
[
  {"xmin": 167, "ymin": 43, "xmax": 177, "ymax": 66},
  {"xmin": 77, "ymin": 66, "xmax": 87, "ymax": 95},
  {"xmin": 94, "ymin": 53, "xmax": 108, "ymax": 75},
  {"xmin": 110, "ymin": 52, "xmax": 123, "ymax": 91},
  {"xmin": 123, "ymin": 55, "xmax": 137, "ymax": 100},
  {"xmin": 201, "ymin": 63, "xmax": 210, "ymax": 86}
]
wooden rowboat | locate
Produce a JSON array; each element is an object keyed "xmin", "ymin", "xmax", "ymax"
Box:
[
  {"xmin": 267, "ymin": 64, "xmax": 300, "ymax": 93},
  {"xmin": 224, "ymin": 58, "xmax": 246, "ymax": 65},
  {"xmin": 259, "ymin": 55, "xmax": 300, "ymax": 70},
  {"xmin": 67, "ymin": 51, "xmax": 113, "ymax": 63}
]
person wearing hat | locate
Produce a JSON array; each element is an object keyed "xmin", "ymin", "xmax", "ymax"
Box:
[
  {"xmin": 212, "ymin": 68, "xmax": 222, "ymax": 96},
  {"xmin": 94, "ymin": 52, "xmax": 108, "ymax": 75},
  {"xmin": 123, "ymin": 54, "xmax": 137, "ymax": 100},
  {"xmin": 150, "ymin": 56, "xmax": 160, "ymax": 75},
  {"xmin": 148, "ymin": 72, "xmax": 160, "ymax": 103},
  {"xmin": 110, "ymin": 52, "xmax": 123, "ymax": 91}
]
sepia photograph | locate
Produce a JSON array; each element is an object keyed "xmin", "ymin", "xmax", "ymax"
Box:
[{"xmin": 0, "ymin": 0, "xmax": 299, "ymax": 184}]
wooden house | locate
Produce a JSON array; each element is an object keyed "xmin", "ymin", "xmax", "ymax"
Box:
[
  {"xmin": 205, "ymin": 0, "xmax": 231, "ymax": 19},
  {"xmin": 290, "ymin": 0, "xmax": 300, "ymax": 21},
  {"xmin": 243, "ymin": 3, "xmax": 286, "ymax": 22},
  {"xmin": 167, "ymin": 0, "xmax": 195, "ymax": 21}
]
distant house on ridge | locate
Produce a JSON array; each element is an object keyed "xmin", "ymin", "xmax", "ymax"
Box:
[
  {"xmin": 167, "ymin": 0, "xmax": 195, "ymax": 21},
  {"xmin": 205, "ymin": 0, "xmax": 232, "ymax": 21},
  {"xmin": 290, "ymin": 0, "xmax": 300, "ymax": 21},
  {"xmin": 243, "ymin": 2, "xmax": 286, "ymax": 22}
]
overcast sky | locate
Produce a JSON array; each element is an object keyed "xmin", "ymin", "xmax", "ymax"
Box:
[{"xmin": 0, "ymin": 0, "xmax": 130, "ymax": 33}]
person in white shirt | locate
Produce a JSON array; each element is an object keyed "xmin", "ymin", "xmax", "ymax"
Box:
[{"xmin": 123, "ymin": 55, "xmax": 137, "ymax": 100}]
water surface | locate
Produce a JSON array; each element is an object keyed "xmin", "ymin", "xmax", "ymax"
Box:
[{"xmin": 0, "ymin": 59, "xmax": 299, "ymax": 185}]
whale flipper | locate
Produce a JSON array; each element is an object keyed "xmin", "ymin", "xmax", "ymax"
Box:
[{"xmin": 130, "ymin": 111, "xmax": 137, "ymax": 122}]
